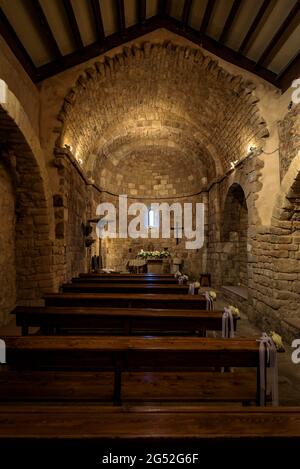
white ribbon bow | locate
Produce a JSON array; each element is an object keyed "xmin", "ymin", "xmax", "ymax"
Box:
[
  {"xmin": 222, "ymin": 307, "xmax": 235, "ymax": 338},
  {"xmin": 257, "ymin": 333, "xmax": 279, "ymax": 406},
  {"xmin": 205, "ymin": 291, "xmax": 213, "ymax": 310}
]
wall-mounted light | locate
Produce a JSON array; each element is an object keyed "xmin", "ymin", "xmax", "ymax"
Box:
[
  {"xmin": 247, "ymin": 146, "xmax": 263, "ymax": 158},
  {"xmin": 78, "ymin": 158, "xmax": 83, "ymax": 165},
  {"xmin": 64, "ymin": 144, "xmax": 73, "ymax": 152}
]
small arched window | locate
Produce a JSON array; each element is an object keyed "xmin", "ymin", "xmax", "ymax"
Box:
[{"xmin": 148, "ymin": 208, "xmax": 155, "ymax": 228}]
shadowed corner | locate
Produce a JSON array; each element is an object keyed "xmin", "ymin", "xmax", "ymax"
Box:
[{"xmin": 0, "ymin": 339, "xmax": 6, "ymax": 364}]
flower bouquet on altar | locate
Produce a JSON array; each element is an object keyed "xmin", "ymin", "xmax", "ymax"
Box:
[{"xmin": 137, "ymin": 249, "xmax": 171, "ymax": 259}]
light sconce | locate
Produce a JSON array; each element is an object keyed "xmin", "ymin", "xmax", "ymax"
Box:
[
  {"xmin": 230, "ymin": 160, "xmax": 239, "ymax": 169},
  {"xmin": 64, "ymin": 144, "xmax": 73, "ymax": 152},
  {"xmin": 247, "ymin": 146, "xmax": 263, "ymax": 158}
]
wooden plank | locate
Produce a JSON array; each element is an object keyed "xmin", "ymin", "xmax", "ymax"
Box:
[
  {"xmin": 62, "ymin": 0, "xmax": 84, "ymax": 50},
  {"xmin": 13, "ymin": 306, "xmax": 237, "ymax": 336},
  {"xmin": 256, "ymin": 1, "xmax": 300, "ymax": 67},
  {"xmin": 238, "ymin": 0, "xmax": 272, "ymax": 54},
  {"xmin": 0, "ymin": 405, "xmax": 300, "ymax": 440},
  {"xmin": 200, "ymin": 0, "xmax": 216, "ymax": 34},
  {"xmin": 115, "ymin": 0, "xmax": 126, "ymax": 36},
  {"xmin": 61, "ymin": 283, "xmax": 192, "ymax": 294},
  {"xmin": 0, "ymin": 370, "xmax": 256, "ymax": 402},
  {"xmin": 90, "ymin": 0, "xmax": 105, "ymax": 43},
  {"xmin": 0, "ymin": 7, "xmax": 36, "ymax": 81},
  {"xmin": 181, "ymin": 0, "xmax": 192, "ymax": 28},
  {"xmin": 79, "ymin": 273, "xmax": 175, "ymax": 277},
  {"xmin": 73, "ymin": 276, "xmax": 179, "ymax": 284},
  {"xmin": 4, "ymin": 336, "xmax": 260, "ymax": 369},
  {"xmin": 219, "ymin": 0, "xmax": 242, "ymax": 44},
  {"xmin": 277, "ymin": 51, "xmax": 300, "ymax": 92},
  {"xmin": 43, "ymin": 293, "xmax": 208, "ymax": 309},
  {"xmin": 138, "ymin": 0, "xmax": 146, "ymax": 25},
  {"xmin": 29, "ymin": 0, "xmax": 62, "ymax": 58}
]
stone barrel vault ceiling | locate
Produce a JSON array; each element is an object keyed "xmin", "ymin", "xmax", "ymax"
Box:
[
  {"xmin": 57, "ymin": 41, "xmax": 269, "ymax": 195},
  {"xmin": 0, "ymin": 0, "xmax": 299, "ymax": 89}
]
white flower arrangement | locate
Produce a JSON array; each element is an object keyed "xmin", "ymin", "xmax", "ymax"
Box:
[
  {"xmin": 269, "ymin": 331, "xmax": 285, "ymax": 352},
  {"xmin": 178, "ymin": 274, "xmax": 189, "ymax": 284},
  {"xmin": 174, "ymin": 271, "xmax": 182, "ymax": 278},
  {"xmin": 180, "ymin": 274, "xmax": 189, "ymax": 281},
  {"xmin": 209, "ymin": 290, "xmax": 217, "ymax": 301},
  {"xmin": 227, "ymin": 305, "xmax": 240, "ymax": 318}
]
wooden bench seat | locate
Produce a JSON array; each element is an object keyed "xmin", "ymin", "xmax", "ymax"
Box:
[
  {"xmin": 79, "ymin": 273, "xmax": 175, "ymax": 278},
  {"xmin": 62, "ymin": 283, "xmax": 192, "ymax": 294},
  {"xmin": 43, "ymin": 293, "xmax": 208, "ymax": 309},
  {"xmin": 73, "ymin": 276, "xmax": 179, "ymax": 284},
  {"xmin": 4, "ymin": 336, "xmax": 262, "ymax": 405},
  {"xmin": 12, "ymin": 306, "xmax": 236, "ymax": 336},
  {"xmin": 0, "ymin": 370, "xmax": 256, "ymax": 403},
  {"xmin": 0, "ymin": 405, "xmax": 299, "ymax": 462}
]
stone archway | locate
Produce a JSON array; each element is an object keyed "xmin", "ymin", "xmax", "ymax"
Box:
[
  {"xmin": 221, "ymin": 183, "xmax": 248, "ymax": 288},
  {"xmin": 0, "ymin": 80, "xmax": 54, "ymax": 324}
]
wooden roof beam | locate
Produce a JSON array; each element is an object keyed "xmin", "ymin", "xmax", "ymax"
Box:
[
  {"xmin": 181, "ymin": 0, "xmax": 192, "ymax": 28},
  {"xmin": 63, "ymin": 0, "xmax": 84, "ymax": 50},
  {"xmin": 138, "ymin": 0, "xmax": 147, "ymax": 25},
  {"xmin": 90, "ymin": 0, "xmax": 105, "ymax": 44},
  {"xmin": 238, "ymin": 0, "xmax": 272, "ymax": 54},
  {"xmin": 30, "ymin": 0, "xmax": 61, "ymax": 59},
  {"xmin": 256, "ymin": 1, "xmax": 300, "ymax": 68},
  {"xmin": 200, "ymin": 0, "xmax": 216, "ymax": 35},
  {"xmin": 0, "ymin": 7, "xmax": 36, "ymax": 81},
  {"xmin": 219, "ymin": 0, "xmax": 243, "ymax": 44},
  {"xmin": 115, "ymin": 0, "xmax": 126, "ymax": 37}
]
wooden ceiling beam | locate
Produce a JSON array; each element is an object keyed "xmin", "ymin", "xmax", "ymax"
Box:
[
  {"xmin": 30, "ymin": 0, "xmax": 61, "ymax": 59},
  {"xmin": 256, "ymin": 1, "xmax": 300, "ymax": 67},
  {"xmin": 115, "ymin": 0, "xmax": 126, "ymax": 36},
  {"xmin": 138, "ymin": 0, "xmax": 147, "ymax": 25},
  {"xmin": 35, "ymin": 15, "xmax": 278, "ymax": 89},
  {"xmin": 238, "ymin": 0, "xmax": 272, "ymax": 54},
  {"xmin": 0, "ymin": 7, "xmax": 36, "ymax": 81},
  {"xmin": 158, "ymin": 0, "xmax": 168, "ymax": 17},
  {"xmin": 276, "ymin": 51, "xmax": 300, "ymax": 92},
  {"xmin": 219, "ymin": 0, "xmax": 242, "ymax": 44},
  {"xmin": 62, "ymin": 0, "xmax": 84, "ymax": 50},
  {"xmin": 200, "ymin": 0, "xmax": 216, "ymax": 35},
  {"xmin": 90, "ymin": 0, "xmax": 105, "ymax": 44},
  {"xmin": 181, "ymin": 0, "xmax": 192, "ymax": 28}
]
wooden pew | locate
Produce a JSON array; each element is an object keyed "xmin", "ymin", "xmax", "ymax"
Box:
[
  {"xmin": 44, "ymin": 293, "xmax": 208, "ymax": 309},
  {"xmin": 62, "ymin": 283, "xmax": 193, "ymax": 294},
  {"xmin": 73, "ymin": 276, "xmax": 179, "ymax": 284},
  {"xmin": 1, "ymin": 405, "xmax": 299, "ymax": 462},
  {"xmin": 12, "ymin": 306, "xmax": 238, "ymax": 336},
  {"xmin": 3, "ymin": 336, "xmax": 263, "ymax": 405},
  {"xmin": 80, "ymin": 273, "xmax": 175, "ymax": 278}
]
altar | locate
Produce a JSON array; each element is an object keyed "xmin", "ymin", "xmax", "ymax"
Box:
[{"xmin": 146, "ymin": 258, "xmax": 163, "ymax": 274}]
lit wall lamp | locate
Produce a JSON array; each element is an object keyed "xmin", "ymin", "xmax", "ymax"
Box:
[
  {"xmin": 247, "ymin": 146, "xmax": 263, "ymax": 158},
  {"xmin": 230, "ymin": 160, "xmax": 239, "ymax": 169},
  {"xmin": 64, "ymin": 144, "xmax": 73, "ymax": 152}
]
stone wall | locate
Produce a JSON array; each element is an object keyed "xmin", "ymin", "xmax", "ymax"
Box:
[
  {"xmin": 100, "ymin": 192, "xmax": 208, "ymax": 279},
  {"xmin": 0, "ymin": 160, "xmax": 16, "ymax": 324},
  {"xmin": 279, "ymin": 104, "xmax": 300, "ymax": 180},
  {"xmin": 52, "ymin": 148, "xmax": 102, "ymax": 286}
]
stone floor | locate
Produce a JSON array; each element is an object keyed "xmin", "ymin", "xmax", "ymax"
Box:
[
  {"xmin": 1, "ymin": 292, "xmax": 299, "ymax": 406},
  {"xmin": 214, "ymin": 293, "xmax": 300, "ymax": 406}
]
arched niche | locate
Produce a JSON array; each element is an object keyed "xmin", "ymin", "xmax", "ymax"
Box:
[{"xmin": 221, "ymin": 183, "xmax": 249, "ymax": 288}]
